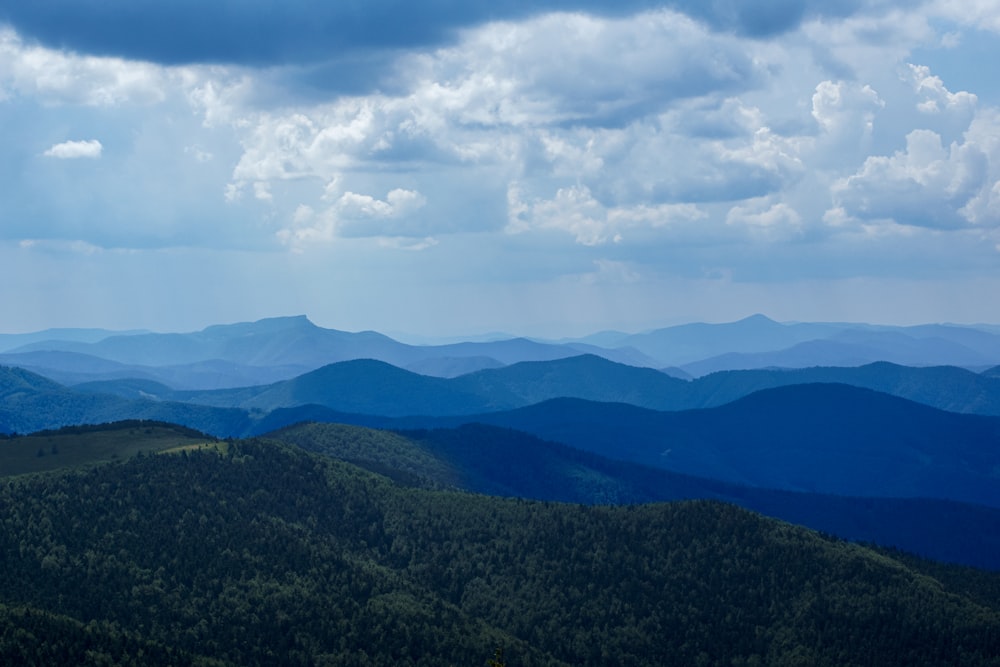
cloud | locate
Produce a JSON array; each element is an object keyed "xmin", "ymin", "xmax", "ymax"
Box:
[
  {"xmin": 376, "ymin": 236, "xmax": 439, "ymax": 251},
  {"xmin": 726, "ymin": 198, "xmax": 804, "ymax": 236},
  {"xmin": 221, "ymin": 9, "xmax": 784, "ymax": 213},
  {"xmin": 227, "ymin": 103, "xmax": 382, "ymax": 192},
  {"xmin": 903, "ymin": 62, "xmax": 978, "ymax": 143},
  {"xmin": 524, "ymin": 101, "xmax": 808, "ymax": 209},
  {"xmin": 17, "ymin": 238, "xmax": 105, "ymax": 255},
  {"xmin": 811, "ymin": 80, "xmax": 883, "ymax": 136},
  {"xmin": 0, "ymin": 27, "xmax": 168, "ymax": 106},
  {"xmin": 337, "ymin": 189, "xmax": 427, "ymax": 222},
  {"xmin": 399, "ymin": 10, "xmax": 766, "ymax": 128},
  {"xmin": 507, "ymin": 183, "xmax": 706, "ymax": 245},
  {"xmin": 0, "ymin": 1, "xmax": 877, "ymax": 75},
  {"xmin": 43, "ymin": 139, "xmax": 103, "ymax": 159},
  {"xmin": 832, "ymin": 128, "xmax": 993, "ymax": 228},
  {"xmin": 252, "ymin": 181, "xmax": 273, "ymax": 201},
  {"xmin": 907, "ymin": 63, "xmax": 977, "ymax": 115},
  {"xmin": 957, "ymin": 109, "xmax": 1000, "ymax": 226},
  {"xmin": 803, "ymin": 6, "xmax": 937, "ymax": 75},
  {"xmin": 931, "ymin": 0, "xmax": 1000, "ymax": 33},
  {"xmin": 5, "ymin": 2, "xmax": 1000, "ymax": 335},
  {"xmin": 277, "ymin": 188, "xmax": 428, "ymax": 249}
]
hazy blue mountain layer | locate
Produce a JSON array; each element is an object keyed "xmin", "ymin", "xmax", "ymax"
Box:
[
  {"xmin": 7, "ymin": 315, "xmax": 1000, "ymax": 391},
  {"xmin": 7, "ymin": 315, "xmax": 653, "ymax": 385},
  {"xmin": 171, "ymin": 355, "xmax": 1000, "ymax": 419}
]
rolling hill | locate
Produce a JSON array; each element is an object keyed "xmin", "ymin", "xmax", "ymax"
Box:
[
  {"xmin": 6, "ymin": 315, "xmax": 656, "ymax": 388},
  {"xmin": 0, "ymin": 421, "xmax": 217, "ymax": 477},
  {"xmin": 582, "ymin": 314, "xmax": 1000, "ymax": 369},
  {"xmin": 6, "ymin": 357, "xmax": 1000, "ymax": 510},
  {"xmin": 269, "ymin": 421, "xmax": 1000, "ymax": 570},
  {"xmin": 690, "ymin": 361, "xmax": 1000, "ymax": 415},
  {"xmin": 128, "ymin": 355, "xmax": 1000, "ymax": 419},
  {"xmin": 172, "ymin": 354, "xmax": 690, "ymax": 415},
  {"xmin": 0, "ymin": 365, "xmax": 251, "ymax": 437},
  {"xmin": 0, "ymin": 326, "xmax": 147, "ymax": 353},
  {"xmin": 681, "ymin": 332, "xmax": 1000, "ymax": 376},
  {"xmin": 8, "ymin": 315, "xmax": 1000, "ymax": 393},
  {"xmin": 327, "ymin": 384, "xmax": 1000, "ymax": 508},
  {"xmin": 1, "ymin": 435, "xmax": 998, "ymax": 665}
]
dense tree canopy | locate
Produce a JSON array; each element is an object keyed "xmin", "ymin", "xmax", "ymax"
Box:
[{"xmin": 1, "ymin": 436, "xmax": 999, "ymax": 665}]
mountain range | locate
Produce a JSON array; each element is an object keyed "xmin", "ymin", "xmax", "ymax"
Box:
[
  {"xmin": 266, "ymin": 421, "xmax": 1000, "ymax": 570},
  {"xmin": 4, "ymin": 433, "xmax": 999, "ymax": 665},
  {"xmin": 4, "ymin": 314, "xmax": 1000, "ymax": 391},
  {"xmin": 4, "ymin": 313, "xmax": 1000, "ymax": 663},
  {"xmin": 3, "ymin": 313, "xmax": 1000, "ymax": 576}
]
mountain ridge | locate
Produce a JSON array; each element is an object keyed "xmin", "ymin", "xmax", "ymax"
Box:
[
  {"xmin": 324, "ymin": 383, "xmax": 1000, "ymax": 508},
  {"xmin": 2, "ymin": 434, "xmax": 998, "ymax": 665},
  {"xmin": 8, "ymin": 314, "xmax": 1000, "ymax": 389}
]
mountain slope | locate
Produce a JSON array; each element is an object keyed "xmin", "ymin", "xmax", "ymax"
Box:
[
  {"xmin": 10, "ymin": 315, "xmax": 395, "ymax": 367},
  {"xmin": 451, "ymin": 354, "xmax": 690, "ymax": 410},
  {"xmin": 340, "ymin": 384, "xmax": 1000, "ymax": 508},
  {"xmin": 614, "ymin": 314, "xmax": 843, "ymax": 366},
  {"xmin": 180, "ymin": 355, "xmax": 691, "ymax": 415},
  {"xmin": 269, "ymin": 421, "xmax": 1000, "ymax": 569},
  {"xmin": 1, "ymin": 437, "xmax": 998, "ymax": 665},
  {"xmin": 0, "ymin": 421, "xmax": 216, "ymax": 477},
  {"xmin": 8, "ymin": 316, "xmax": 652, "ymax": 382},
  {"xmin": 0, "ymin": 365, "xmax": 251, "ymax": 437},
  {"xmin": 192, "ymin": 359, "xmax": 492, "ymax": 416},
  {"xmin": 587, "ymin": 315, "xmax": 1000, "ymax": 369},
  {"xmin": 0, "ymin": 327, "xmax": 147, "ymax": 353},
  {"xmin": 0, "ymin": 350, "xmax": 310, "ymax": 391},
  {"xmin": 690, "ymin": 361, "xmax": 1000, "ymax": 415},
  {"xmin": 682, "ymin": 333, "xmax": 995, "ymax": 376}
]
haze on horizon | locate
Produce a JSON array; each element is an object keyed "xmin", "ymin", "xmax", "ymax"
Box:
[{"xmin": 2, "ymin": 1, "xmax": 999, "ymax": 339}]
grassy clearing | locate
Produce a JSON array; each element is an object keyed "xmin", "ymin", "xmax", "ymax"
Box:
[
  {"xmin": 159, "ymin": 440, "xmax": 231, "ymax": 456},
  {"xmin": 0, "ymin": 422, "xmax": 216, "ymax": 478}
]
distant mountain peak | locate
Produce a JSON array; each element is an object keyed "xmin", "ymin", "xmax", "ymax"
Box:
[
  {"xmin": 738, "ymin": 313, "xmax": 778, "ymax": 324},
  {"xmin": 201, "ymin": 314, "xmax": 318, "ymax": 335}
]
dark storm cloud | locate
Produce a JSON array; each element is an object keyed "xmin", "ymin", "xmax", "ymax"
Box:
[{"xmin": 2, "ymin": 0, "xmax": 876, "ymax": 68}]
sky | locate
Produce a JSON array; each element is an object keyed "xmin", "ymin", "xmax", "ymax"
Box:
[{"xmin": 1, "ymin": 0, "xmax": 1000, "ymax": 338}]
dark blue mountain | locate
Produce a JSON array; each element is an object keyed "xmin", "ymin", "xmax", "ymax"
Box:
[
  {"xmin": 184, "ymin": 359, "xmax": 491, "ymax": 417},
  {"xmin": 310, "ymin": 384, "xmax": 1000, "ymax": 509},
  {"xmin": 177, "ymin": 354, "xmax": 690, "ymax": 414},
  {"xmin": 450, "ymin": 354, "xmax": 691, "ymax": 410},
  {"xmin": 691, "ymin": 362, "xmax": 1000, "ymax": 416},
  {"xmin": 0, "ymin": 366, "xmax": 250, "ymax": 437},
  {"xmin": 269, "ymin": 421, "xmax": 1000, "ymax": 570}
]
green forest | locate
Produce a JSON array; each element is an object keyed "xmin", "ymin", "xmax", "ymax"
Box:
[{"xmin": 1, "ymin": 429, "xmax": 999, "ymax": 665}]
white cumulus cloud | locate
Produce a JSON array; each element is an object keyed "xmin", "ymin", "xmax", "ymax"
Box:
[
  {"xmin": 832, "ymin": 128, "xmax": 993, "ymax": 229},
  {"xmin": 277, "ymin": 188, "xmax": 428, "ymax": 249},
  {"xmin": 907, "ymin": 63, "xmax": 977, "ymax": 115},
  {"xmin": 43, "ymin": 139, "xmax": 103, "ymax": 159},
  {"xmin": 507, "ymin": 183, "xmax": 706, "ymax": 246},
  {"xmin": 727, "ymin": 199, "xmax": 803, "ymax": 232}
]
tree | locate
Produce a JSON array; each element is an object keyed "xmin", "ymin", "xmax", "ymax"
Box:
[{"xmin": 486, "ymin": 646, "xmax": 505, "ymax": 667}]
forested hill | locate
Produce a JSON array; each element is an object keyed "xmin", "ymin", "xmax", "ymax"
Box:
[
  {"xmin": 268, "ymin": 421, "xmax": 1000, "ymax": 570},
  {"xmin": 1, "ymin": 437, "xmax": 999, "ymax": 665}
]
